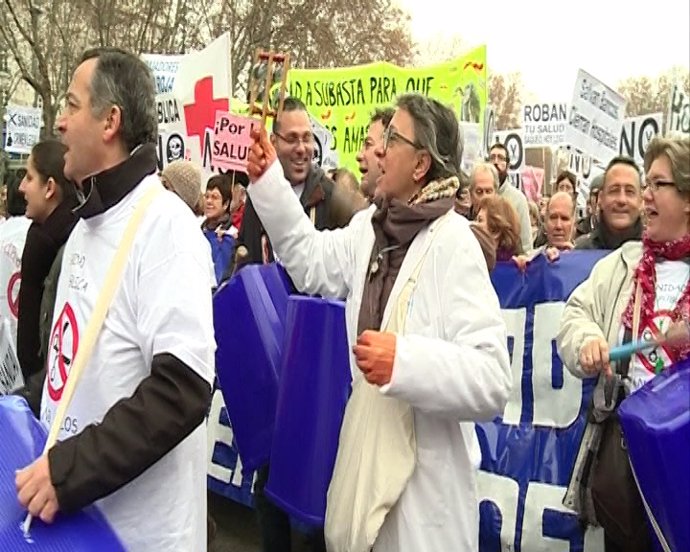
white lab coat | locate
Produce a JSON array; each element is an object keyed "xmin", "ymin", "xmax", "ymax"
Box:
[{"xmin": 249, "ymin": 160, "xmax": 512, "ymax": 552}]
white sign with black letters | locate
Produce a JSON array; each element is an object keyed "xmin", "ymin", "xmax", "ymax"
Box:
[
  {"xmin": 4, "ymin": 105, "xmax": 42, "ymax": 155},
  {"xmin": 155, "ymin": 93, "xmax": 190, "ymax": 170},
  {"xmin": 309, "ymin": 116, "xmax": 339, "ymax": 170},
  {"xmin": 619, "ymin": 113, "xmax": 663, "ymax": 166},
  {"xmin": 566, "ymin": 69, "xmax": 626, "ymax": 164},
  {"xmin": 493, "ymin": 129, "xmax": 524, "ymax": 188},
  {"xmin": 523, "ymin": 102, "xmax": 568, "ymax": 147},
  {"xmin": 142, "ymin": 53, "xmax": 183, "ymax": 94},
  {"xmin": 666, "ymin": 84, "xmax": 689, "ymax": 137},
  {"xmin": 567, "ymin": 148, "xmax": 592, "ymax": 180}
]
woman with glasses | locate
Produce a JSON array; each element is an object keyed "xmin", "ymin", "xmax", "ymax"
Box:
[
  {"xmin": 201, "ymin": 173, "xmax": 237, "ymax": 285},
  {"xmin": 558, "ymin": 136, "xmax": 690, "ymax": 552},
  {"xmin": 245, "ymin": 93, "xmax": 511, "ymax": 552}
]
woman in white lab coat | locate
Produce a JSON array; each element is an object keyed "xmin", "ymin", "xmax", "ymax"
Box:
[{"xmin": 247, "ymin": 93, "xmax": 512, "ymax": 552}]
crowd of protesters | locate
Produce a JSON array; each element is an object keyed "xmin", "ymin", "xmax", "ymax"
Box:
[{"xmin": 0, "ymin": 45, "xmax": 687, "ymax": 552}]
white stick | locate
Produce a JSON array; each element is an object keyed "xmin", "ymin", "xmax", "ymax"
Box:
[{"xmin": 22, "ymin": 513, "xmax": 32, "ymax": 537}]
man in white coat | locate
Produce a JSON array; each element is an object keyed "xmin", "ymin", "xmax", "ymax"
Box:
[{"xmin": 246, "ymin": 93, "xmax": 511, "ymax": 552}]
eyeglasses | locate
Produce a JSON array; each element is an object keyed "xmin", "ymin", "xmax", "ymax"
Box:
[
  {"xmin": 383, "ymin": 126, "xmax": 422, "ymax": 151},
  {"xmin": 643, "ymin": 179, "xmax": 675, "ymax": 192},
  {"xmin": 488, "ymin": 153, "xmax": 507, "ymax": 163},
  {"xmin": 274, "ymin": 131, "xmax": 314, "ymax": 148},
  {"xmin": 204, "ymin": 191, "xmax": 224, "ymax": 202}
]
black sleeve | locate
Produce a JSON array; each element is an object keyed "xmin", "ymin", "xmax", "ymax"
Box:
[
  {"xmin": 47, "ymin": 353, "xmax": 212, "ymax": 513},
  {"xmin": 237, "ymin": 195, "xmax": 268, "ymax": 265},
  {"xmin": 17, "ymin": 225, "xmax": 57, "ymax": 379},
  {"xmin": 221, "ymin": 195, "xmax": 272, "ymax": 282}
]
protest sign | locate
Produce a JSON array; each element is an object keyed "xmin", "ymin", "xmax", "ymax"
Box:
[
  {"xmin": 212, "ymin": 111, "xmax": 256, "ymax": 172},
  {"xmin": 523, "ymin": 102, "xmax": 568, "ymax": 147},
  {"xmin": 619, "ymin": 113, "xmax": 663, "ymax": 166},
  {"xmin": 666, "ymin": 83, "xmax": 689, "ymax": 137},
  {"xmin": 289, "ymin": 46, "xmax": 487, "ymax": 173},
  {"xmin": 171, "ymin": 33, "xmax": 232, "ymax": 172},
  {"xmin": 0, "ymin": 318, "xmax": 21, "ymax": 395},
  {"xmin": 460, "ymin": 122, "xmax": 482, "ymax": 173},
  {"xmin": 521, "ymin": 166, "xmax": 544, "ymax": 202},
  {"xmin": 309, "ymin": 116, "xmax": 339, "ymax": 170},
  {"xmin": 142, "ymin": 53, "xmax": 183, "ymax": 94},
  {"xmin": 155, "ymin": 93, "xmax": 190, "ymax": 171},
  {"xmin": 482, "ymin": 106, "xmax": 496, "ymax": 159},
  {"xmin": 566, "ymin": 69, "xmax": 626, "ymax": 163},
  {"xmin": 3, "ymin": 105, "xmax": 41, "ymax": 155},
  {"xmin": 493, "ymin": 129, "xmax": 524, "ymax": 188},
  {"xmin": 567, "ymin": 148, "xmax": 592, "ymax": 180}
]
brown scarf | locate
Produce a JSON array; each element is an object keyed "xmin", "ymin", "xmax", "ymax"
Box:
[{"xmin": 357, "ymin": 177, "xmax": 458, "ymax": 334}]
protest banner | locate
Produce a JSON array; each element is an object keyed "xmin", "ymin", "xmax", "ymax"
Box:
[
  {"xmin": 493, "ymin": 129, "xmax": 524, "ymax": 188},
  {"xmin": 562, "ymin": 146, "xmax": 605, "ymax": 215},
  {"xmin": 289, "ymin": 46, "xmax": 487, "ymax": 174},
  {"xmin": 521, "ymin": 166, "xmax": 544, "ymax": 202},
  {"xmin": 155, "ymin": 92, "xmax": 190, "ymax": 171},
  {"xmin": 170, "ymin": 33, "xmax": 232, "ymax": 173},
  {"xmin": 523, "ymin": 102, "xmax": 568, "ymax": 147},
  {"xmin": 212, "ymin": 111, "xmax": 256, "ymax": 172},
  {"xmin": 567, "ymin": 148, "xmax": 592, "ymax": 180},
  {"xmin": 0, "ymin": 318, "xmax": 21, "ymax": 395},
  {"xmin": 619, "ymin": 113, "xmax": 663, "ymax": 166},
  {"xmin": 566, "ymin": 69, "xmax": 626, "ymax": 164},
  {"xmin": 142, "ymin": 53, "xmax": 184, "ymax": 94},
  {"xmin": 3, "ymin": 105, "xmax": 41, "ymax": 155},
  {"xmin": 207, "ymin": 251, "xmax": 609, "ymax": 550},
  {"xmin": 460, "ymin": 122, "xmax": 482, "ymax": 173},
  {"xmin": 666, "ymin": 83, "xmax": 689, "ymax": 137},
  {"xmin": 482, "ymin": 106, "xmax": 496, "ymax": 159},
  {"xmin": 310, "ymin": 115, "xmax": 339, "ymax": 170}
]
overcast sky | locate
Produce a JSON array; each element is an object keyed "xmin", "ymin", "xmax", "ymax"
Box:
[{"xmin": 395, "ymin": 0, "xmax": 690, "ymax": 100}]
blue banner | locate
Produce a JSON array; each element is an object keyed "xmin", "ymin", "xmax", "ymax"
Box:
[
  {"xmin": 477, "ymin": 251, "xmax": 608, "ymax": 552},
  {"xmin": 206, "ymin": 251, "xmax": 611, "ymax": 550}
]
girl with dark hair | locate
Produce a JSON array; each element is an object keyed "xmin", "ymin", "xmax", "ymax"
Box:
[
  {"xmin": 15, "ymin": 140, "xmax": 79, "ymax": 414},
  {"xmin": 202, "ymin": 173, "xmax": 238, "ymax": 285}
]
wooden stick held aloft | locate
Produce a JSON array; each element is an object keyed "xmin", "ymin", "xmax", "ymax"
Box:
[{"xmin": 247, "ymin": 49, "xmax": 291, "ymax": 127}]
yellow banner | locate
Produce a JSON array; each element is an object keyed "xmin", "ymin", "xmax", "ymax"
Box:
[{"xmin": 288, "ymin": 46, "xmax": 487, "ymax": 174}]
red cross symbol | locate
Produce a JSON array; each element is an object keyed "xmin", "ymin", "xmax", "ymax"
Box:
[{"xmin": 184, "ymin": 77, "xmax": 228, "ymax": 155}]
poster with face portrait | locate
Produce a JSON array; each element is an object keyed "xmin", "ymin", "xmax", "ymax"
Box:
[{"xmin": 155, "ymin": 93, "xmax": 191, "ymax": 171}]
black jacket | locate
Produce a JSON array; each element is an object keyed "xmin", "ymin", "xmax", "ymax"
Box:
[
  {"xmin": 17, "ymin": 201, "xmax": 78, "ymax": 381},
  {"xmin": 575, "ymin": 215, "xmax": 596, "ymax": 238},
  {"xmin": 225, "ymin": 164, "xmax": 354, "ymax": 277},
  {"xmin": 575, "ymin": 216, "xmax": 643, "ymax": 250}
]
